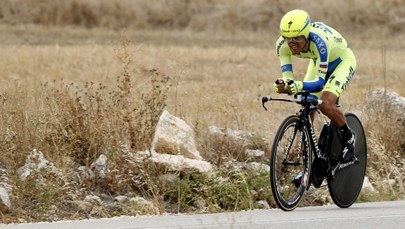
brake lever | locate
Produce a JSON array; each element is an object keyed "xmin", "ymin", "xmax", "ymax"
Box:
[{"xmin": 261, "ymin": 96, "xmax": 270, "ymax": 111}]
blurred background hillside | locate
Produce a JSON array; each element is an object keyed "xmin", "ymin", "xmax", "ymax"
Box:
[{"xmin": 1, "ymin": 0, "xmax": 404, "ymax": 41}]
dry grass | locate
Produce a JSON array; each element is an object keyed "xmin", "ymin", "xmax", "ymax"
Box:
[{"xmin": 0, "ymin": 0, "xmax": 404, "ymax": 222}]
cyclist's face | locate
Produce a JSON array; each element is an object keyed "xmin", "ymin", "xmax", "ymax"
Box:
[{"xmin": 284, "ymin": 36, "xmax": 307, "ymax": 54}]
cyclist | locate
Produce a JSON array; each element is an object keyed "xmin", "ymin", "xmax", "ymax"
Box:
[{"xmin": 273, "ymin": 9, "xmax": 357, "ymax": 164}]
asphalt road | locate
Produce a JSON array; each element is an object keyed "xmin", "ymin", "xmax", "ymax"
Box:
[{"xmin": 1, "ymin": 200, "xmax": 405, "ymax": 229}]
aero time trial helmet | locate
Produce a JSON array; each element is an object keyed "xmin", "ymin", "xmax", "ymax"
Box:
[{"xmin": 280, "ymin": 9, "xmax": 311, "ymax": 38}]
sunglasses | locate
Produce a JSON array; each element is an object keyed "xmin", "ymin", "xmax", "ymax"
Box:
[{"xmin": 283, "ymin": 36, "xmax": 306, "ymax": 42}]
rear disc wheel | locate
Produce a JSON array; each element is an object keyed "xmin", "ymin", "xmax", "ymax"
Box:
[{"xmin": 327, "ymin": 113, "xmax": 367, "ymax": 208}]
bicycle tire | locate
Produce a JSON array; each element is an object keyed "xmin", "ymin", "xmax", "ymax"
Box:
[
  {"xmin": 270, "ymin": 115, "xmax": 312, "ymax": 211},
  {"xmin": 327, "ymin": 113, "xmax": 367, "ymax": 208}
]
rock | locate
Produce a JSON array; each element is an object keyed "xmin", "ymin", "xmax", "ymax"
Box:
[
  {"xmin": 0, "ymin": 166, "xmax": 11, "ymax": 212},
  {"xmin": 0, "ymin": 187, "xmax": 11, "ymax": 212},
  {"xmin": 77, "ymin": 165, "xmax": 94, "ymax": 182},
  {"xmin": 245, "ymin": 149, "xmax": 265, "ymax": 162},
  {"xmin": 148, "ymin": 151, "xmax": 213, "ymax": 173},
  {"xmin": 256, "ymin": 200, "xmax": 270, "ymax": 209},
  {"xmin": 114, "ymin": 195, "xmax": 129, "ymax": 203},
  {"xmin": 362, "ymin": 176, "xmax": 378, "ymax": 194},
  {"xmin": 17, "ymin": 149, "xmax": 62, "ymax": 181},
  {"xmin": 366, "ymin": 88, "xmax": 405, "ymax": 120},
  {"xmin": 84, "ymin": 195, "xmax": 102, "ymax": 205},
  {"xmin": 152, "ymin": 110, "xmax": 202, "ymax": 160},
  {"xmin": 91, "ymin": 154, "xmax": 107, "ymax": 179}
]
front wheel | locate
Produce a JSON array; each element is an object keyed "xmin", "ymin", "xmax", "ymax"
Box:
[
  {"xmin": 270, "ymin": 115, "xmax": 312, "ymax": 211},
  {"xmin": 327, "ymin": 113, "xmax": 367, "ymax": 208}
]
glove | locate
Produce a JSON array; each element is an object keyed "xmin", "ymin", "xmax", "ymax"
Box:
[
  {"xmin": 273, "ymin": 78, "xmax": 286, "ymax": 94},
  {"xmin": 286, "ymin": 80, "xmax": 303, "ymax": 95}
]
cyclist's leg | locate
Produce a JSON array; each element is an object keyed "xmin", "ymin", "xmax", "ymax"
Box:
[
  {"xmin": 319, "ymin": 92, "xmax": 345, "ymax": 126},
  {"xmin": 321, "ymin": 49, "xmax": 357, "ymax": 163},
  {"xmin": 320, "ymin": 48, "xmax": 356, "ymax": 119}
]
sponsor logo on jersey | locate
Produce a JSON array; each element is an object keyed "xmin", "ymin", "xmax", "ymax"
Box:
[
  {"xmin": 309, "ymin": 32, "xmax": 328, "ymax": 62},
  {"xmin": 341, "ymin": 66, "xmax": 355, "ymax": 90}
]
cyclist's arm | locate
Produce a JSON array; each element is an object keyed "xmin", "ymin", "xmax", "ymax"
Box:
[
  {"xmin": 276, "ymin": 36, "xmax": 294, "ymax": 81},
  {"xmin": 302, "ymin": 78, "xmax": 325, "ymax": 92},
  {"xmin": 301, "ymin": 59, "xmax": 324, "ymax": 92}
]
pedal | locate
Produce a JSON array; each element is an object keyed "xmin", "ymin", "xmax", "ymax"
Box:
[{"xmin": 292, "ymin": 172, "xmax": 303, "ymax": 188}]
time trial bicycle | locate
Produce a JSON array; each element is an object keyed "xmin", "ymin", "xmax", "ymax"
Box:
[{"xmin": 261, "ymin": 91, "xmax": 367, "ymax": 211}]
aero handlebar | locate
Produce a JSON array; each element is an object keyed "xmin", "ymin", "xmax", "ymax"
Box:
[{"xmin": 261, "ymin": 92, "xmax": 323, "ymax": 111}]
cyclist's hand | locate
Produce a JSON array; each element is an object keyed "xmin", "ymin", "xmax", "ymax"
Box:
[
  {"xmin": 273, "ymin": 78, "xmax": 286, "ymax": 93},
  {"xmin": 286, "ymin": 79, "xmax": 303, "ymax": 95}
]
